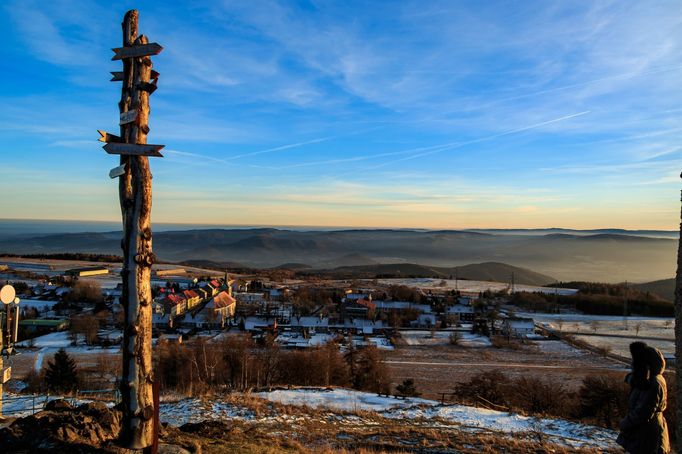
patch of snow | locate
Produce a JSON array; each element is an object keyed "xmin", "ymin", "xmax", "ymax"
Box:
[
  {"xmin": 18, "ymin": 298, "xmax": 56, "ymax": 310},
  {"xmin": 457, "ymin": 333, "xmax": 492, "ymax": 348},
  {"xmin": 17, "ymin": 331, "xmax": 71, "ymax": 349},
  {"xmin": 256, "ymin": 388, "xmax": 431, "ymax": 412},
  {"xmin": 17, "ymin": 331, "xmax": 120, "ymax": 355},
  {"xmin": 158, "ymin": 397, "xmax": 256, "ymax": 426},
  {"xmin": 256, "ymin": 387, "xmax": 617, "ymax": 449}
]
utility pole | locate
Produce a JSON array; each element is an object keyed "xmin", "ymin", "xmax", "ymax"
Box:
[
  {"xmin": 99, "ymin": 10, "xmax": 164, "ymax": 450},
  {"xmin": 0, "ymin": 285, "xmax": 20, "ymax": 419},
  {"xmin": 623, "ymin": 281, "xmax": 629, "ymax": 317}
]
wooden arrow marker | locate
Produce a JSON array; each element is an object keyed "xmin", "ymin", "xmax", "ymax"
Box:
[
  {"xmin": 137, "ymin": 81, "xmax": 157, "ymax": 94},
  {"xmin": 120, "ymin": 110, "xmax": 138, "ymax": 125},
  {"xmin": 103, "ymin": 142, "xmax": 164, "ymax": 157},
  {"xmin": 112, "ymin": 70, "xmax": 157, "ymax": 81},
  {"xmin": 112, "ymin": 43, "xmax": 163, "ymax": 60},
  {"xmin": 109, "ymin": 164, "xmax": 127, "ymax": 179},
  {"xmin": 98, "ymin": 130, "xmax": 122, "ymax": 143}
]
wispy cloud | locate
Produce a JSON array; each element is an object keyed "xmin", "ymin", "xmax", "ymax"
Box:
[{"xmin": 2, "ymin": 1, "xmax": 682, "ymax": 229}]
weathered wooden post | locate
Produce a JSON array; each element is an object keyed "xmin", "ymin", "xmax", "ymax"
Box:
[{"xmin": 99, "ymin": 10, "xmax": 164, "ymax": 449}]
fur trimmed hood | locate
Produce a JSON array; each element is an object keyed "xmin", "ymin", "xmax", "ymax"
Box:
[{"xmin": 628, "ymin": 341, "xmax": 665, "ymax": 389}]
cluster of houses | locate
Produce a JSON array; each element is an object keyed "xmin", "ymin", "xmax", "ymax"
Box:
[
  {"xmin": 3, "ymin": 259, "xmax": 539, "ymax": 351},
  {"xmin": 148, "ymin": 278, "xmax": 540, "ymax": 346},
  {"xmin": 152, "ymin": 277, "xmax": 237, "ymax": 329}
]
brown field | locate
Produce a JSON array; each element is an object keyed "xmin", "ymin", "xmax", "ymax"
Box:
[{"xmin": 385, "ymin": 338, "xmax": 629, "ymax": 400}]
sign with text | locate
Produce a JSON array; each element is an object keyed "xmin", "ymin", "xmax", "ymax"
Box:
[
  {"xmin": 103, "ymin": 142, "xmax": 164, "ymax": 157},
  {"xmin": 112, "ymin": 43, "xmax": 163, "ymax": 60},
  {"xmin": 119, "ymin": 110, "xmax": 138, "ymax": 125}
]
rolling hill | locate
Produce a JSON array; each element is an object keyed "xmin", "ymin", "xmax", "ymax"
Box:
[
  {"xmin": 0, "ymin": 227, "xmax": 675, "ymax": 282},
  {"xmin": 309, "ymin": 261, "xmax": 556, "ymax": 286},
  {"xmin": 633, "ymin": 278, "xmax": 675, "ymax": 302}
]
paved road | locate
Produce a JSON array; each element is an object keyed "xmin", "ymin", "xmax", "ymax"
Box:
[
  {"xmin": 384, "ymin": 360, "xmax": 627, "ymax": 370},
  {"xmin": 560, "ymin": 331, "xmax": 673, "ymax": 342}
]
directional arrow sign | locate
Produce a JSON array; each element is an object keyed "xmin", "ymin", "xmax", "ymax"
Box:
[
  {"xmin": 111, "ymin": 43, "xmax": 163, "ymax": 60},
  {"xmin": 112, "ymin": 70, "xmax": 158, "ymax": 82},
  {"xmin": 103, "ymin": 142, "xmax": 164, "ymax": 157},
  {"xmin": 119, "ymin": 110, "xmax": 138, "ymax": 125},
  {"xmin": 97, "ymin": 130, "xmax": 122, "ymax": 143},
  {"xmin": 109, "ymin": 164, "xmax": 127, "ymax": 179},
  {"xmin": 137, "ymin": 81, "xmax": 157, "ymax": 94}
]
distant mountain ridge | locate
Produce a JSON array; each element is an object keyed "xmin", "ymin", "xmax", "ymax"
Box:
[
  {"xmin": 633, "ymin": 278, "xmax": 675, "ymax": 302},
  {"xmin": 468, "ymin": 228, "xmax": 677, "ymax": 239},
  {"xmin": 0, "ymin": 227, "xmax": 675, "ymax": 283},
  {"xmin": 308, "ymin": 261, "xmax": 556, "ymax": 286}
]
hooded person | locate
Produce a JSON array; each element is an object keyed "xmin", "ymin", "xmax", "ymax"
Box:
[{"xmin": 616, "ymin": 341, "xmax": 670, "ymax": 454}]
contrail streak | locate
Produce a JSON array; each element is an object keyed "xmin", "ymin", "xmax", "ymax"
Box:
[
  {"xmin": 224, "ymin": 126, "xmax": 382, "ymax": 161},
  {"xmin": 277, "ymin": 111, "xmax": 590, "ymax": 171},
  {"xmin": 227, "ymin": 136, "xmax": 333, "ymax": 160},
  {"xmin": 365, "ymin": 111, "xmax": 591, "ymax": 169}
]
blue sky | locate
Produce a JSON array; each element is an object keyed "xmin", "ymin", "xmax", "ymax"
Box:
[{"xmin": 0, "ymin": 0, "xmax": 681, "ymax": 229}]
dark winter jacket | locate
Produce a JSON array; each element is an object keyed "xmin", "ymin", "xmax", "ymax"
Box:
[{"xmin": 616, "ymin": 342, "xmax": 669, "ymax": 454}]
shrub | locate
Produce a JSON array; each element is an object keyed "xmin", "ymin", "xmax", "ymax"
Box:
[
  {"xmin": 449, "ymin": 331, "xmax": 461, "ymax": 345},
  {"xmin": 396, "ymin": 378, "xmax": 420, "ymax": 397},
  {"xmin": 577, "ymin": 375, "xmax": 629, "ymax": 429}
]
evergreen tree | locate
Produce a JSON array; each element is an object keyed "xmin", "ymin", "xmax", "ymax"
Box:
[
  {"xmin": 45, "ymin": 348, "xmax": 79, "ymax": 393},
  {"xmin": 396, "ymin": 378, "xmax": 420, "ymax": 397}
]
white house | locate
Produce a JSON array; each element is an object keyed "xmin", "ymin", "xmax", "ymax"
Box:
[
  {"xmin": 446, "ymin": 304, "xmax": 475, "ymax": 321},
  {"xmin": 502, "ymin": 317, "xmax": 535, "ymax": 338}
]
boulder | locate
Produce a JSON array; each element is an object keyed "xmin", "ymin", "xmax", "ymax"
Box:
[
  {"xmin": 0, "ymin": 400, "xmax": 123, "ymax": 452},
  {"xmin": 45, "ymin": 399, "xmax": 74, "ymax": 412}
]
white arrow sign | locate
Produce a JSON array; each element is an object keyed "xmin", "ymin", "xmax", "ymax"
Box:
[{"xmin": 109, "ymin": 164, "xmax": 127, "ymax": 179}]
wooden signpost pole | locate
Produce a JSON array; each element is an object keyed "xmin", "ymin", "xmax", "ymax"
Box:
[{"xmin": 100, "ymin": 10, "xmax": 164, "ymax": 450}]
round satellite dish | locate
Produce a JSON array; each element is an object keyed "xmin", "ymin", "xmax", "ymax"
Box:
[{"xmin": 0, "ymin": 285, "xmax": 16, "ymax": 305}]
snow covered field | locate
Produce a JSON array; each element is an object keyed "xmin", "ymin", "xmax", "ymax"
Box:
[
  {"xmin": 378, "ymin": 278, "xmax": 577, "ymax": 295},
  {"xmin": 2, "ymin": 387, "xmax": 619, "ymax": 450},
  {"xmin": 400, "ymin": 330, "xmax": 491, "ymax": 347},
  {"xmin": 17, "ymin": 298, "xmax": 57, "ymax": 310},
  {"xmin": 15, "ymin": 331, "xmax": 120, "ymax": 373},
  {"xmin": 523, "ymin": 312, "xmax": 674, "ymax": 357}
]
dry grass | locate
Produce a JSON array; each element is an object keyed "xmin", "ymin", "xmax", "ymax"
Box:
[{"xmin": 159, "ymin": 412, "xmax": 620, "ymax": 454}]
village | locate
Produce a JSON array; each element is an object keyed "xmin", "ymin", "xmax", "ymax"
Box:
[{"xmin": 2, "ymin": 258, "xmax": 542, "ymax": 355}]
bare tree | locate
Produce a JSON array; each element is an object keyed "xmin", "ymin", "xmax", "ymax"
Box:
[{"xmin": 449, "ymin": 331, "xmax": 461, "ymax": 345}]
